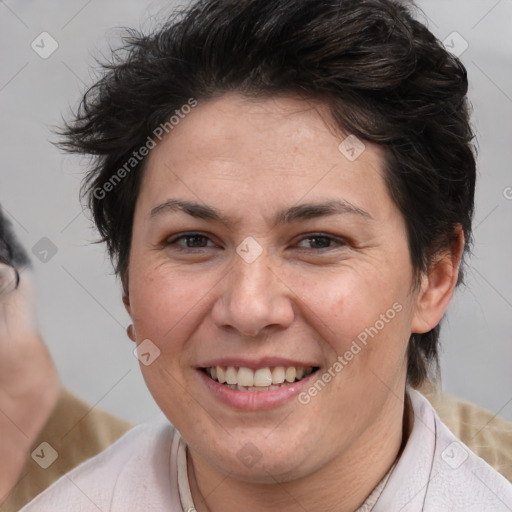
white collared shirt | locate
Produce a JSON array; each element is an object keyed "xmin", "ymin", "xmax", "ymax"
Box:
[{"xmin": 20, "ymin": 389, "xmax": 512, "ymax": 511}]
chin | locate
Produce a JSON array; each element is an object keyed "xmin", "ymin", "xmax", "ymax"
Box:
[{"xmin": 196, "ymin": 430, "xmax": 319, "ymax": 483}]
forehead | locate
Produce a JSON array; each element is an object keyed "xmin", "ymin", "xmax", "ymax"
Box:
[
  {"xmin": 138, "ymin": 93, "xmax": 392, "ymax": 222},
  {"xmin": 148, "ymin": 93, "xmax": 376, "ymax": 168}
]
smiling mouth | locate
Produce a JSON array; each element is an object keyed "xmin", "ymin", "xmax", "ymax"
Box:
[{"xmin": 201, "ymin": 365, "xmax": 319, "ymax": 392}]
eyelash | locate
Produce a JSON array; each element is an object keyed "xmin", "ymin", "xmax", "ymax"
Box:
[{"xmin": 164, "ymin": 232, "xmax": 346, "ymax": 252}]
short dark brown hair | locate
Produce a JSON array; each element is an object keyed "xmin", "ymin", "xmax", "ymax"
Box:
[{"xmin": 57, "ymin": 0, "xmax": 476, "ymax": 387}]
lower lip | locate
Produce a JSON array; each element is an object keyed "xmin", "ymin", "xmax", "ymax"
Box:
[{"xmin": 197, "ymin": 369, "xmax": 319, "ymax": 411}]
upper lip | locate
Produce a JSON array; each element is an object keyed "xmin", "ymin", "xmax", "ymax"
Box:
[{"xmin": 198, "ymin": 357, "xmax": 320, "ymax": 369}]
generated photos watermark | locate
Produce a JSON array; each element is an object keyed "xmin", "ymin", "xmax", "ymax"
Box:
[
  {"xmin": 298, "ymin": 301, "xmax": 403, "ymax": 404},
  {"xmin": 93, "ymin": 98, "xmax": 198, "ymax": 200}
]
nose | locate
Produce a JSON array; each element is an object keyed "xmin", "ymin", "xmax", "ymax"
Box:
[{"xmin": 211, "ymin": 253, "xmax": 295, "ymax": 337}]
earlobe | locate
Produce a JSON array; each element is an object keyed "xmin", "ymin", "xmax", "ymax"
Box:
[
  {"xmin": 122, "ymin": 294, "xmax": 136, "ymax": 342},
  {"xmin": 126, "ymin": 324, "xmax": 136, "ymax": 342},
  {"xmin": 411, "ymin": 226, "xmax": 464, "ymax": 334}
]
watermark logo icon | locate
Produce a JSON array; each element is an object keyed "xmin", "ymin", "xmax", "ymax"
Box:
[
  {"xmin": 31, "ymin": 237, "xmax": 58, "ymax": 263},
  {"xmin": 133, "ymin": 338, "xmax": 161, "ymax": 366},
  {"xmin": 338, "ymin": 134, "xmax": 366, "ymax": 161},
  {"xmin": 31, "ymin": 32, "xmax": 59, "ymax": 59},
  {"xmin": 237, "ymin": 442, "xmax": 263, "ymax": 468},
  {"xmin": 31, "ymin": 442, "xmax": 58, "ymax": 469},
  {"xmin": 236, "ymin": 237, "xmax": 263, "ymax": 264},
  {"xmin": 443, "ymin": 32, "xmax": 468, "ymax": 58},
  {"xmin": 441, "ymin": 441, "xmax": 468, "ymax": 469}
]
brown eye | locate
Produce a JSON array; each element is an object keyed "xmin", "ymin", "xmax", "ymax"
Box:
[
  {"xmin": 296, "ymin": 234, "xmax": 345, "ymax": 250},
  {"xmin": 165, "ymin": 233, "xmax": 217, "ymax": 251}
]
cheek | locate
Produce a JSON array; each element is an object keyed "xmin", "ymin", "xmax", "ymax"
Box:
[
  {"xmin": 290, "ymin": 263, "xmax": 413, "ymax": 362},
  {"xmin": 308, "ymin": 261, "xmax": 407, "ymax": 318},
  {"xmin": 128, "ymin": 261, "xmax": 206, "ymax": 344}
]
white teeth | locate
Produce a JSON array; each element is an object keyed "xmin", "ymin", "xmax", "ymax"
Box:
[
  {"xmin": 254, "ymin": 368, "xmax": 273, "ymax": 387},
  {"xmin": 206, "ymin": 365, "xmax": 315, "ymax": 389},
  {"xmin": 237, "ymin": 367, "xmax": 254, "ymax": 387},
  {"xmin": 225, "ymin": 366, "xmax": 238, "ymax": 385},
  {"xmin": 285, "ymin": 367, "xmax": 296, "ymax": 383},
  {"xmin": 271, "ymin": 366, "xmax": 286, "ymax": 384}
]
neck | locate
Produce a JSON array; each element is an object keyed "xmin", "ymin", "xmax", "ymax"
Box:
[{"xmin": 188, "ymin": 390, "xmax": 412, "ymax": 512}]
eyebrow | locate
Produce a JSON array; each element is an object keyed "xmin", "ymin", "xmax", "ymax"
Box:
[{"xmin": 149, "ymin": 198, "xmax": 372, "ymax": 225}]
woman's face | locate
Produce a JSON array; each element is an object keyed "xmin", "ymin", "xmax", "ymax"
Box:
[{"xmin": 125, "ymin": 93, "xmax": 427, "ymax": 482}]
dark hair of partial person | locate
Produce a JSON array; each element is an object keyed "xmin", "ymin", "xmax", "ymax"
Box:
[
  {"xmin": 0, "ymin": 211, "xmax": 31, "ymax": 290},
  {"xmin": 55, "ymin": 0, "xmax": 476, "ymax": 387},
  {"xmin": 0, "ymin": 212, "xmax": 31, "ymax": 270}
]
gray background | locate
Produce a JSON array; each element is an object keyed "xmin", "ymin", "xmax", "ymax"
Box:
[{"xmin": 0, "ymin": 0, "xmax": 511, "ymax": 424}]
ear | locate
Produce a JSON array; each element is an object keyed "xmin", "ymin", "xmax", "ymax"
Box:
[
  {"xmin": 121, "ymin": 274, "xmax": 131, "ymax": 315},
  {"xmin": 122, "ymin": 293, "xmax": 136, "ymax": 342},
  {"xmin": 122, "ymin": 293, "xmax": 132, "ymax": 317},
  {"xmin": 411, "ymin": 226, "xmax": 465, "ymax": 334}
]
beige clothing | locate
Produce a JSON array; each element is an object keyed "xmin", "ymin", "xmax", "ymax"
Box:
[
  {"xmin": 421, "ymin": 383, "xmax": 512, "ymax": 482},
  {"xmin": 0, "ymin": 387, "xmax": 132, "ymax": 512}
]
